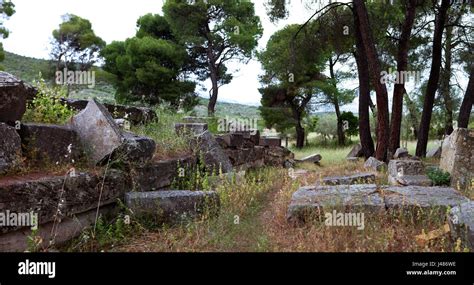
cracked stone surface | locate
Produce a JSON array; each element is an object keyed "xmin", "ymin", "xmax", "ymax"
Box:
[
  {"xmin": 323, "ymin": 173, "xmax": 376, "ymax": 185},
  {"xmin": 448, "ymin": 201, "xmax": 474, "ymax": 249},
  {"xmin": 287, "ymin": 184, "xmax": 385, "ymax": 223},
  {"xmin": 288, "ymin": 184, "xmax": 470, "ymax": 225}
]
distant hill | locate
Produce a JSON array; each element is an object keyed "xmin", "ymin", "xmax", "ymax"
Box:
[
  {"xmin": 195, "ymin": 97, "xmax": 260, "ymax": 119},
  {"xmin": 1, "ymin": 51, "xmax": 52, "ymax": 83}
]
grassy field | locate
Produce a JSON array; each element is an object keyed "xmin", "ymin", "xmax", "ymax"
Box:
[{"xmin": 61, "ymin": 134, "xmax": 471, "ymax": 253}]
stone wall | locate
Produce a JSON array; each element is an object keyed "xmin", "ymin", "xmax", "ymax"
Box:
[{"xmin": 440, "ymin": 128, "xmax": 474, "ymax": 193}]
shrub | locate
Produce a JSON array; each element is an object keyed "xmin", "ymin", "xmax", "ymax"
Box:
[
  {"xmin": 23, "ymin": 78, "xmax": 75, "ymax": 124},
  {"xmin": 427, "ymin": 167, "xmax": 451, "ymax": 186}
]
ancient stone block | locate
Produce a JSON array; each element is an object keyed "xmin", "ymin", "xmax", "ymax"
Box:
[
  {"xmin": 323, "ymin": 173, "xmax": 376, "ymax": 185},
  {"xmin": 0, "ymin": 123, "xmax": 22, "ymax": 175},
  {"xmin": 113, "ymin": 132, "xmax": 155, "ymax": 166},
  {"xmin": 259, "ymin": 137, "xmax": 281, "ymax": 147},
  {"xmin": 300, "ymin": 153, "xmax": 322, "ymax": 164},
  {"xmin": 287, "ymin": 184, "xmax": 385, "ymax": 224},
  {"xmin": 448, "ymin": 201, "xmax": 474, "ymax": 250},
  {"xmin": 175, "ymin": 123, "xmax": 208, "ymax": 136},
  {"xmin": 346, "ymin": 144, "xmax": 364, "ymax": 158},
  {"xmin": 18, "ymin": 123, "xmax": 84, "ymax": 165},
  {"xmin": 440, "ymin": 128, "xmax": 474, "ymax": 192},
  {"xmin": 195, "ymin": 131, "xmax": 233, "ymax": 173},
  {"xmin": 364, "ymin": 157, "xmax": 386, "ymax": 172},
  {"xmin": 132, "ymin": 155, "xmax": 196, "ymax": 192},
  {"xmin": 69, "ymin": 99, "xmax": 124, "ymax": 165},
  {"xmin": 264, "ymin": 146, "xmax": 294, "ymax": 167},
  {"xmin": 383, "ymin": 186, "xmax": 469, "ymax": 216},
  {"xmin": 393, "ymin": 148, "xmax": 409, "ymax": 159},
  {"xmin": 0, "ymin": 169, "xmax": 129, "ymax": 234},
  {"xmin": 0, "ymin": 72, "xmax": 35, "ymax": 124},
  {"xmin": 125, "ymin": 190, "xmax": 220, "ymax": 225}
]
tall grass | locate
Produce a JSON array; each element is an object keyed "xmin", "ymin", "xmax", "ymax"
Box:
[{"xmin": 131, "ymin": 106, "xmax": 191, "ymax": 160}]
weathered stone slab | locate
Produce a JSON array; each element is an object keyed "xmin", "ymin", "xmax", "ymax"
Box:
[
  {"xmin": 388, "ymin": 159, "xmax": 425, "ymax": 176},
  {"xmin": 388, "ymin": 159, "xmax": 428, "ymax": 186},
  {"xmin": 391, "ymin": 175, "xmax": 433, "ymax": 187},
  {"xmin": 259, "ymin": 137, "xmax": 281, "ymax": 147},
  {"xmin": 364, "ymin": 157, "xmax": 386, "ymax": 172},
  {"xmin": 448, "ymin": 201, "xmax": 474, "ymax": 249},
  {"xmin": 394, "ymin": 148, "xmax": 409, "ymax": 159},
  {"xmin": 323, "ymin": 173, "xmax": 376, "ymax": 185},
  {"xmin": 225, "ymin": 147, "xmax": 264, "ymax": 167},
  {"xmin": 175, "ymin": 123, "xmax": 208, "ymax": 136},
  {"xmin": 383, "ymin": 186, "xmax": 469, "ymax": 215},
  {"xmin": 18, "ymin": 123, "xmax": 84, "ymax": 165},
  {"xmin": 0, "ymin": 169, "xmax": 129, "ymax": 234},
  {"xmin": 220, "ymin": 133, "xmax": 244, "ymax": 148},
  {"xmin": 347, "ymin": 144, "xmax": 364, "ymax": 158},
  {"xmin": 0, "ymin": 123, "xmax": 22, "ymax": 175},
  {"xmin": 440, "ymin": 128, "xmax": 474, "ymax": 192},
  {"xmin": 112, "ymin": 132, "xmax": 155, "ymax": 166},
  {"xmin": 0, "ymin": 204, "xmax": 117, "ymax": 252},
  {"xmin": 426, "ymin": 146, "xmax": 442, "ymax": 158},
  {"xmin": 195, "ymin": 131, "xmax": 233, "ymax": 173},
  {"xmin": 69, "ymin": 99, "xmax": 123, "ymax": 165},
  {"xmin": 125, "ymin": 190, "xmax": 220, "ymax": 225},
  {"xmin": 264, "ymin": 146, "xmax": 294, "ymax": 167},
  {"xmin": 0, "ymin": 72, "xmax": 35, "ymax": 124},
  {"xmin": 300, "ymin": 154, "xmax": 322, "ymax": 164},
  {"xmin": 132, "ymin": 155, "xmax": 196, "ymax": 191},
  {"xmin": 287, "ymin": 184, "xmax": 385, "ymax": 224}
]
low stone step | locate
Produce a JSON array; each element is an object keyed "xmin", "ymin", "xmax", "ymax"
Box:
[
  {"xmin": 125, "ymin": 190, "xmax": 220, "ymax": 225},
  {"xmin": 448, "ymin": 201, "xmax": 474, "ymax": 250},
  {"xmin": 287, "ymin": 184, "xmax": 384, "ymax": 224},
  {"xmin": 322, "ymin": 173, "xmax": 375, "ymax": 185},
  {"xmin": 287, "ymin": 184, "xmax": 470, "ymax": 225}
]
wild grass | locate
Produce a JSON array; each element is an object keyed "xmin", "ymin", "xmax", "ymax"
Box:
[{"xmin": 131, "ymin": 106, "xmax": 192, "ymax": 160}]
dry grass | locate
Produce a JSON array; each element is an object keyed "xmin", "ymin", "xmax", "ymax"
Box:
[{"xmin": 100, "ymin": 160, "xmax": 469, "ymax": 253}]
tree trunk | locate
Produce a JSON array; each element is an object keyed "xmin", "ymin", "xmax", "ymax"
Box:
[
  {"xmin": 416, "ymin": 0, "xmax": 450, "ymax": 157},
  {"xmin": 389, "ymin": 0, "xmax": 417, "ymax": 154},
  {"xmin": 208, "ymin": 67, "xmax": 219, "ymax": 117},
  {"xmin": 353, "ymin": 0, "xmax": 390, "ymax": 161},
  {"xmin": 353, "ymin": 19, "xmax": 375, "ymax": 159},
  {"xmin": 458, "ymin": 68, "xmax": 474, "ymax": 128},
  {"xmin": 295, "ymin": 122, "xmax": 305, "ymax": 149},
  {"xmin": 329, "ymin": 57, "xmax": 345, "ymax": 146},
  {"xmin": 440, "ymin": 25, "xmax": 454, "ymax": 135}
]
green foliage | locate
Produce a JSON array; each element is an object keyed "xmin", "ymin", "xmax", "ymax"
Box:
[
  {"xmin": 2, "ymin": 52, "xmax": 54, "ymax": 83},
  {"xmin": 163, "ymin": 0, "xmax": 263, "ymax": 108},
  {"xmin": 51, "ymin": 14, "xmax": 105, "ymax": 70},
  {"xmin": 102, "ymin": 14, "xmax": 197, "ymax": 108},
  {"xmin": 131, "ymin": 104, "xmax": 191, "ymax": 159},
  {"xmin": 0, "ymin": 0, "xmax": 15, "ymax": 67},
  {"xmin": 314, "ymin": 113, "xmax": 338, "ymax": 141},
  {"xmin": 23, "ymin": 78, "xmax": 75, "ymax": 124},
  {"xmin": 427, "ymin": 167, "xmax": 451, "ymax": 186},
  {"xmin": 340, "ymin": 111, "xmax": 359, "ymax": 137}
]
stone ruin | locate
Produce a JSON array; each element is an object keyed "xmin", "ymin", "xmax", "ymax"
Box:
[{"xmin": 0, "ymin": 72, "xmax": 295, "ymax": 251}]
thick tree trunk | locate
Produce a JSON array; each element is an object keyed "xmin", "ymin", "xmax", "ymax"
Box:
[
  {"xmin": 353, "ymin": 35, "xmax": 375, "ymax": 158},
  {"xmin": 458, "ymin": 68, "xmax": 474, "ymax": 128},
  {"xmin": 416, "ymin": 0, "xmax": 450, "ymax": 157},
  {"xmin": 440, "ymin": 25, "xmax": 454, "ymax": 135},
  {"xmin": 389, "ymin": 0, "xmax": 417, "ymax": 154},
  {"xmin": 353, "ymin": 0, "xmax": 390, "ymax": 161}
]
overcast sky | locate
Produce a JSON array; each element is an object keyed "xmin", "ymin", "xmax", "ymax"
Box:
[{"xmin": 2, "ymin": 0, "xmax": 322, "ymax": 106}]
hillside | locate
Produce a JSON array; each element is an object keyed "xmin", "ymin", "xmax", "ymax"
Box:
[{"xmin": 1, "ymin": 51, "xmax": 52, "ymax": 83}]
